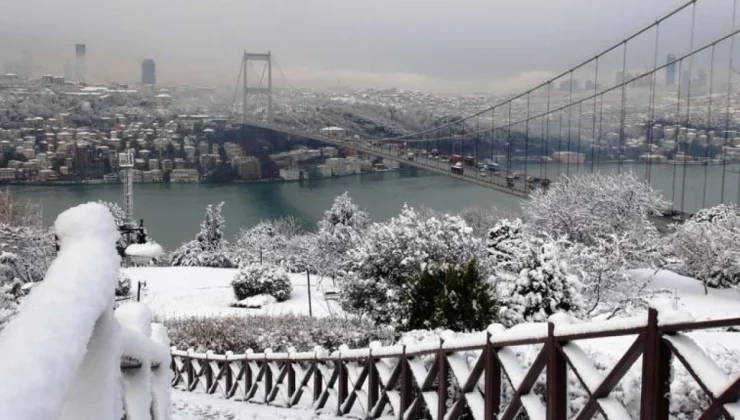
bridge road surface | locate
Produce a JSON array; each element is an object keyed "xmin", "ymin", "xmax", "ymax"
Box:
[{"xmin": 244, "ymin": 121, "xmax": 533, "ymax": 196}]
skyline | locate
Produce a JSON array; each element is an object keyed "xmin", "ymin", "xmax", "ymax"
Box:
[{"xmin": 1, "ymin": 0, "xmax": 738, "ymax": 93}]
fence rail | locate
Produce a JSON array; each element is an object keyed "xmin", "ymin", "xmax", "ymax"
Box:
[{"xmin": 170, "ymin": 308, "xmax": 740, "ymax": 419}]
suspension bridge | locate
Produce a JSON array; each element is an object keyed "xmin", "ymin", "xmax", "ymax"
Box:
[{"xmin": 233, "ymin": 0, "xmax": 740, "ymax": 217}]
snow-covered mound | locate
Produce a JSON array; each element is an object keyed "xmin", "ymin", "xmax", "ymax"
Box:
[{"xmin": 125, "ymin": 267, "xmax": 342, "ymax": 318}]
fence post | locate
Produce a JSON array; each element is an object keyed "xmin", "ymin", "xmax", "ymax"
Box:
[
  {"xmin": 337, "ymin": 356, "xmax": 348, "ymax": 416},
  {"xmin": 546, "ymin": 321, "xmax": 567, "ymax": 420},
  {"xmin": 399, "ymin": 345, "xmax": 412, "ymax": 420},
  {"xmin": 185, "ymin": 349, "xmax": 194, "ymax": 391},
  {"xmin": 224, "ymin": 353, "xmax": 233, "ymax": 398},
  {"xmin": 640, "ymin": 308, "xmax": 671, "ymax": 420},
  {"xmin": 367, "ymin": 350, "xmax": 378, "ymax": 415},
  {"xmin": 484, "ymin": 332, "xmax": 501, "ymax": 420},
  {"xmin": 244, "ymin": 356, "xmax": 253, "ymax": 401},
  {"xmin": 313, "ymin": 359, "xmax": 323, "ymax": 404},
  {"xmin": 287, "ymin": 360, "xmax": 296, "ymax": 407},
  {"xmin": 264, "ymin": 357, "xmax": 273, "ymax": 404},
  {"xmin": 437, "ymin": 338, "xmax": 447, "ymax": 420},
  {"xmin": 204, "ymin": 352, "xmax": 214, "ymax": 393}
]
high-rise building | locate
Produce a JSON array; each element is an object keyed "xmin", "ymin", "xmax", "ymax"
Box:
[
  {"xmin": 75, "ymin": 44, "xmax": 86, "ymax": 82},
  {"xmin": 141, "ymin": 59, "xmax": 156, "ymax": 85},
  {"xmin": 666, "ymin": 53, "xmax": 677, "ymax": 86}
]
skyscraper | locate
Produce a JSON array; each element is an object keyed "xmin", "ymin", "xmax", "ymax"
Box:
[
  {"xmin": 141, "ymin": 59, "xmax": 156, "ymax": 85},
  {"xmin": 75, "ymin": 44, "xmax": 86, "ymax": 82},
  {"xmin": 666, "ymin": 53, "xmax": 676, "ymax": 86}
]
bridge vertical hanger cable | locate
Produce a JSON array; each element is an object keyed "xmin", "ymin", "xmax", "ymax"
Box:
[
  {"xmin": 618, "ymin": 41, "xmax": 629, "ymax": 175},
  {"xmin": 680, "ymin": 1, "xmax": 697, "ymax": 213},
  {"xmin": 723, "ymin": 0, "xmax": 738, "ymax": 204},
  {"xmin": 558, "ymin": 110, "xmax": 564, "ymax": 178},
  {"xmin": 524, "ymin": 91, "xmax": 531, "ymax": 186},
  {"xmin": 232, "ymin": 54, "xmax": 245, "ymax": 114},
  {"xmin": 491, "ymin": 108, "xmax": 495, "ymax": 177},
  {"xmin": 597, "ymin": 92, "xmax": 605, "ymax": 168},
  {"xmin": 507, "ymin": 102, "xmax": 513, "ymax": 175},
  {"xmin": 671, "ymin": 58, "xmax": 685, "ymax": 212},
  {"xmin": 703, "ymin": 44, "xmax": 716, "ymax": 209},
  {"xmin": 591, "ymin": 58, "xmax": 599, "ymax": 173},
  {"xmin": 545, "ymin": 81, "xmax": 551, "ymax": 179},
  {"xmin": 566, "ymin": 71, "xmax": 574, "ymax": 176},
  {"xmin": 576, "ymin": 101, "xmax": 583, "ymax": 173},
  {"xmin": 646, "ymin": 24, "xmax": 661, "ymax": 184}
]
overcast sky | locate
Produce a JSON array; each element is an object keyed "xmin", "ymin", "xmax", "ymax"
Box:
[{"xmin": 0, "ymin": 0, "xmax": 736, "ymax": 93}]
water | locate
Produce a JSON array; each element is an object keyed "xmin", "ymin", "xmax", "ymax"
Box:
[
  {"xmin": 10, "ymin": 170, "xmax": 522, "ymax": 250},
  {"xmin": 10, "ymin": 163, "xmax": 740, "ymax": 250}
]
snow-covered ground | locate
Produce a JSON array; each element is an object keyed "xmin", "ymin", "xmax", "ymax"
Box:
[
  {"xmin": 172, "ymin": 390, "xmax": 345, "ymax": 420},
  {"xmin": 125, "ymin": 267, "xmax": 342, "ymax": 319}
]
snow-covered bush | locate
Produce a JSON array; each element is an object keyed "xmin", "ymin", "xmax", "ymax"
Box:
[
  {"xmin": 498, "ymin": 238, "xmax": 583, "ymax": 327},
  {"xmin": 486, "ymin": 218, "xmax": 525, "ymax": 271},
  {"xmin": 666, "ymin": 204, "xmax": 740, "ymax": 289},
  {"xmin": 340, "ymin": 204, "xmax": 482, "ymax": 327},
  {"xmin": 231, "ymin": 263, "xmax": 292, "ymax": 302},
  {"xmin": 163, "ymin": 314, "xmax": 393, "ymax": 354},
  {"xmin": 523, "ymin": 172, "xmax": 668, "ymax": 246},
  {"xmin": 315, "ymin": 192, "xmax": 370, "ymax": 279},
  {"xmin": 403, "ymin": 259, "xmax": 498, "ymax": 332},
  {"xmin": 170, "ymin": 202, "xmax": 234, "ymax": 268},
  {"xmin": 459, "ymin": 206, "xmax": 512, "ymax": 238},
  {"xmin": 116, "ymin": 271, "xmax": 132, "ymax": 297},
  {"xmin": 0, "ymin": 224, "xmax": 56, "ymax": 327}
]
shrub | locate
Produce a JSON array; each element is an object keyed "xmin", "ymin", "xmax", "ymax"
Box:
[
  {"xmin": 162, "ymin": 314, "xmax": 393, "ymax": 354},
  {"xmin": 170, "ymin": 202, "xmax": 234, "ymax": 268},
  {"xmin": 666, "ymin": 204, "xmax": 740, "ymax": 289},
  {"xmin": 231, "ymin": 263, "xmax": 292, "ymax": 302},
  {"xmin": 116, "ymin": 271, "xmax": 131, "ymax": 297},
  {"xmin": 402, "ymin": 259, "xmax": 498, "ymax": 332}
]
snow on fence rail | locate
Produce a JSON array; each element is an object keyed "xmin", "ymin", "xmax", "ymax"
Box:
[{"xmin": 171, "ymin": 307, "xmax": 740, "ymax": 420}]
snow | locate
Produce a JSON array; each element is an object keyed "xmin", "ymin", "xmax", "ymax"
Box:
[
  {"xmin": 171, "ymin": 390, "xmax": 345, "ymax": 419},
  {"xmin": 126, "ymin": 242, "xmax": 165, "ymax": 258},
  {"xmin": 126, "ymin": 267, "xmax": 341, "ymax": 318},
  {"xmin": 663, "ymin": 333, "xmax": 731, "ymax": 398},
  {"xmin": 0, "ymin": 202, "xmax": 121, "ymax": 420},
  {"xmin": 519, "ymin": 394, "xmax": 546, "ymax": 420},
  {"xmin": 560, "ymin": 342, "xmax": 604, "ymax": 393},
  {"xmin": 233, "ymin": 294, "xmax": 277, "ymax": 308}
]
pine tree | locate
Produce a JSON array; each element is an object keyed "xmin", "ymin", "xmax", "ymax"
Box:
[
  {"xmin": 316, "ymin": 192, "xmax": 370, "ymax": 279},
  {"xmin": 170, "ymin": 202, "xmax": 233, "ymax": 268},
  {"xmin": 403, "ymin": 259, "xmax": 498, "ymax": 332},
  {"xmin": 499, "ymin": 239, "xmax": 583, "ymax": 327}
]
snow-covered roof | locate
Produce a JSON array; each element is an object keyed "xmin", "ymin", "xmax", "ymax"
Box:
[{"xmin": 320, "ymin": 126, "xmax": 345, "ymax": 132}]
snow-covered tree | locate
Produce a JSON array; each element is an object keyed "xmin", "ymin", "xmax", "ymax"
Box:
[
  {"xmin": 498, "ymin": 238, "xmax": 583, "ymax": 327},
  {"xmin": 523, "ymin": 172, "xmax": 668, "ymax": 247},
  {"xmin": 233, "ymin": 217, "xmax": 302, "ymax": 268},
  {"xmin": 562, "ymin": 233, "xmax": 657, "ymax": 317},
  {"xmin": 666, "ymin": 204, "xmax": 740, "ymax": 290},
  {"xmin": 340, "ymin": 204, "xmax": 482, "ymax": 326},
  {"xmin": 315, "ymin": 192, "xmax": 370, "ymax": 279},
  {"xmin": 170, "ymin": 202, "xmax": 234, "ymax": 268}
]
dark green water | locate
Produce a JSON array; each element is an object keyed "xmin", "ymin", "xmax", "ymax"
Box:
[
  {"xmin": 11, "ymin": 162, "xmax": 740, "ymax": 250},
  {"xmin": 11, "ymin": 170, "xmax": 522, "ymax": 250}
]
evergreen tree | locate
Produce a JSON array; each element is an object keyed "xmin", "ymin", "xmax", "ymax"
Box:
[
  {"xmin": 170, "ymin": 202, "xmax": 233, "ymax": 268},
  {"xmin": 499, "ymin": 239, "xmax": 583, "ymax": 327},
  {"xmin": 403, "ymin": 259, "xmax": 498, "ymax": 332},
  {"xmin": 316, "ymin": 192, "xmax": 370, "ymax": 279}
]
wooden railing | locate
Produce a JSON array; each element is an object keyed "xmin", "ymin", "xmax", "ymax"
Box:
[{"xmin": 170, "ymin": 308, "xmax": 740, "ymax": 419}]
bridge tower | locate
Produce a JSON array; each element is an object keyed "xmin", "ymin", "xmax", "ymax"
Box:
[{"xmin": 241, "ymin": 51, "xmax": 272, "ymax": 123}]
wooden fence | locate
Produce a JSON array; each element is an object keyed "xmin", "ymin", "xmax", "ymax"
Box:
[{"xmin": 170, "ymin": 308, "xmax": 740, "ymax": 419}]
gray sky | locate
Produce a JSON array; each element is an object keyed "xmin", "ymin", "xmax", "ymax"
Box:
[{"xmin": 0, "ymin": 0, "xmax": 736, "ymax": 93}]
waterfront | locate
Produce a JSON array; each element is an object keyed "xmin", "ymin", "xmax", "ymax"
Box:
[{"xmin": 11, "ymin": 162, "xmax": 740, "ymax": 250}]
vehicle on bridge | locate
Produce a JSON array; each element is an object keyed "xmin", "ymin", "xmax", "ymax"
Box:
[
  {"xmin": 451, "ymin": 162, "xmax": 464, "ymax": 175},
  {"xmin": 451, "ymin": 154, "xmax": 463, "ymax": 163},
  {"xmin": 407, "ymin": 152, "xmax": 415, "ymax": 161},
  {"xmin": 431, "ymin": 149, "xmax": 439, "ymax": 157},
  {"xmin": 464, "ymin": 155, "xmax": 476, "ymax": 166},
  {"xmin": 485, "ymin": 163, "xmax": 500, "ymax": 172},
  {"xmin": 506, "ymin": 175, "xmax": 516, "ymax": 188}
]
